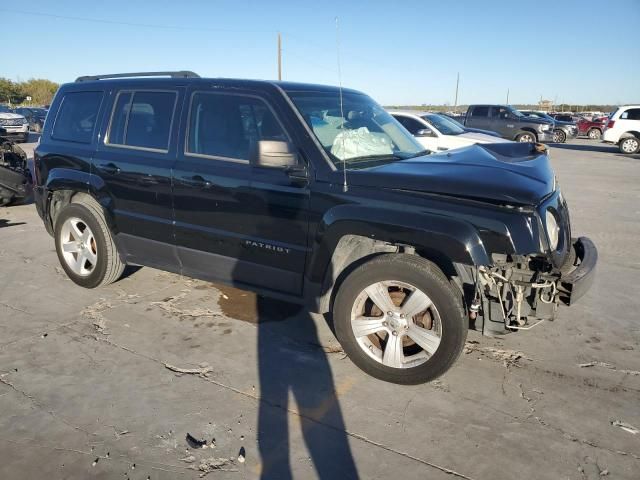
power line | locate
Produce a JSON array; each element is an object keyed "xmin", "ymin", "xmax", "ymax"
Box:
[{"xmin": 0, "ymin": 8, "xmax": 272, "ymax": 34}]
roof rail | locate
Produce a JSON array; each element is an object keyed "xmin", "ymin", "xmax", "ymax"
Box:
[{"xmin": 75, "ymin": 71, "xmax": 200, "ymax": 82}]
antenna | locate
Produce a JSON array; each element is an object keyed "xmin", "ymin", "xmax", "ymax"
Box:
[{"xmin": 335, "ymin": 16, "xmax": 348, "ymax": 192}]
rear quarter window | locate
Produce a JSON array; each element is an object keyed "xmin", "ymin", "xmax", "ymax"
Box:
[{"xmin": 52, "ymin": 91, "xmax": 104, "ymax": 143}]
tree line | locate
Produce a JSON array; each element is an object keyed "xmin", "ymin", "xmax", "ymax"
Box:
[{"xmin": 0, "ymin": 78, "xmax": 59, "ymax": 106}]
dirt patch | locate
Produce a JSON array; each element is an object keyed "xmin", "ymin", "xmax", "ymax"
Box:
[{"xmin": 215, "ymin": 284, "xmax": 302, "ymax": 324}]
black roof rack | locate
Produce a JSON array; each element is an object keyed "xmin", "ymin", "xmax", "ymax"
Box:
[{"xmin": 75, "ymin": 71, "xmax": 200, "ymax": 82}]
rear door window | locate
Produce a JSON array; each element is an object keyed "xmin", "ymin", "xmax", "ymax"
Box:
[
  {"xmin": 107, "ymin": 90, "xmax": 177, "ymax": 151},
  {"xmin": 621, "ymin": 108, "xmax": 640, "ymax": 120},
  {"xmin": 470, "ymin": 106, "xmax": 489, "ymax": 117},
  {"xmin": 52, "ymin": 91, "xmax": 104, "ymax": 143},
  {"xmin": 186, "ymin": 92, "xmax": 288, "ymax": 161}
]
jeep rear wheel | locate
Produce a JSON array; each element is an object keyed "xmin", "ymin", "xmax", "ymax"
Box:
[
  {"xmin": 54, "ymin": 198, "xmax": 124, "ymax": 288},
  {"xmin": 516, "ymin": 131, "xmax": 536, "ymax": 143},
  {"xmin": 333, "ymin": 254, "xmax": 466, "ymax": 384},
  {"xmin": 587, "ymin": 128, "xmax": 601, "ymax": 140},
  {"xmin": 619, "ymin": 137, "xmax": 639, "ymax": 154}
]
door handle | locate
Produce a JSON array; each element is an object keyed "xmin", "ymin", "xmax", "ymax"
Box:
[
  {"xmin": 97, "ymin": 162, "xmax": 121, "ymax": 175},
  {"xmin": 182, "ymin": 175, "xmax": 212, "ymax": 189}
]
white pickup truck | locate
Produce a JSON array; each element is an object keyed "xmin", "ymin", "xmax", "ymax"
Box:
[{"xmin": 390, "ymin": 110, "xmax": 509, "ymax": 152}]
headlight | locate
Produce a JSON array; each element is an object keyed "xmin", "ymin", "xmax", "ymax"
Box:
[
  {"xmin": 0, "ymin": 119, "xmax": 7, "ymax": 125},
  {"xmin": 546, "ymin": 209, "xmax": 559, "ymax": 250},
  {"xmin": 539, "ymin": 124, "xmax": 550, "ymax": 131}
]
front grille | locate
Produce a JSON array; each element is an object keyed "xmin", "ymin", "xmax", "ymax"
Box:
[{"xmin": 0, "ymin": 118, "xmax": 23, "ymax": 127}]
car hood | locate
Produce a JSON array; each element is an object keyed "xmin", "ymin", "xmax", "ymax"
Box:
[
  {"xmin": 458, "ymin": 131, "xmax": 511, "ymax": 144},
  {"xmin": 0, "ymin": 113, "xmax": 25, "ymax": 120},
  {"xmin": 349, "ymin": 143, "xmax": 554, "ymax": 205},
  {"xmin": 553, "ymin": 120, "xmax": 576, "ymax": 127}
]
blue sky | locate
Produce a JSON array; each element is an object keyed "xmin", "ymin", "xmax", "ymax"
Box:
[{"xmin": 1, "ymin": 0, "xmax": 639, "ymax": 105}]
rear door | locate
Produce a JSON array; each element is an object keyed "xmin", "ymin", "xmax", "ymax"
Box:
[
  {"xmin": 489, "ymin": 106, "xmax": 514, "ymax": 138},
  {"xmin": 617, "ymin": 107, "xmax": 640, "ymax": 135},
  {"xmin": 172, "ymin": 86, "xmax": 310, "ymax": 294},
  {"xmin": 94, "ymin": 87, "xmax": 182, "ymax": 268},
  {"xmin": 467, "ymin": 106, "xmax": 492, "ymax": 131}
]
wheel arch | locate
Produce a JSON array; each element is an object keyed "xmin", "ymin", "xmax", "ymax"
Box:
[{"xmin": 305, "ymin": 206, "xmax": 490, "ymax": 313}]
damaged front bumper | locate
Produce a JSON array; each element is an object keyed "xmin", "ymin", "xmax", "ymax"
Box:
[{"xmin": 473, "ymin": 237, "xmax": 597, "ymax": 336}]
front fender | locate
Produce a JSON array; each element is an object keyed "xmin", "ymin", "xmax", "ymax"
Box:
[{"xmin": 306, "ymin": 204, "xmax": 490, "ymax": 284}]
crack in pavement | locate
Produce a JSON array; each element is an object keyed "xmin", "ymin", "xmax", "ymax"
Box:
[
  {"xmin": 0, "ymin": 375, "xmax": 94, "ymax": 437},
  {"xmin": 0, "ymin": 437, "xmax": 191, "ymax": 475},
  {"xmin": 76, "ymin": 330, "xmax": 477, "ymax": 480}
]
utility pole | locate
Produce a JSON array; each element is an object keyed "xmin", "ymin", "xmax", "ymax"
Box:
[
  {"xmin": 277, "ymin": 32, "xmax": 282, "ymax": 81},
  {"xmin": 506, "ymin": 88, "xmax": 510, "ymax": 104},
  {"xmin": 453, "ymin": 72, "xmax": 459, "ymax": 112}
]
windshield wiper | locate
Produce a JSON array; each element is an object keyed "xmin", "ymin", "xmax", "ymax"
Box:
[{"xmin": 346, "ymin": 153, "xmax": 403, "ymax": 163}]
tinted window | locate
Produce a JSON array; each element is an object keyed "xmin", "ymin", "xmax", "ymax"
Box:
[
  {"xmin": 394, "ymin": 115, "xmax": 424, "ymax": 135},
  {"xmin": 491, "ymin": 107, "xmax": 509, "ymax": 118},
  {"xmin": 471, "ymin": 106, "xmax": 489, "ymax": 117},
  {"xmin": 52, "ymin": 91, "xmax": 103, "ymax": 143},
  {"xmin": 187, "ymin": 93, "xmax": 288, "ymax": 161},
  {"xmin": 107, "ymin": 91, "xmax": 176, "ymax": 151},
  {"xmin": 621, "ymin": 108, "xmax": 640, "ymax": 120}
]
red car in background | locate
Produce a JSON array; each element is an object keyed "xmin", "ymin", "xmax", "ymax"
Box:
[{"xmin": 577, "ymin": 116, "xmax": 608, "ymax": 139}]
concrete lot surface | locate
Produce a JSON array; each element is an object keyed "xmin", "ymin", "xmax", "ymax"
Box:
[{"xmin": 1, "ymin": 139, "xmax": 639, "ymax": 479}]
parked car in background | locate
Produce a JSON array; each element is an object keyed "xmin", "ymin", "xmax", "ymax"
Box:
[
  {"xmin": 602, "ymin": 105, "xmax": 640, "ymax": 154},
  {"xmin": 33, "ymin": 71, "xmax": 597, "ymax": 384},
  {"xmin": 576, "ymin": 116, "xmax": 607, "ymax": 139},
  {"xmin": 460, "ymin": 105, "xmax": 555, "ymax": 143},
  {"xmin": 0, "ymin": 105, "xmax": 29, "ymax": 143},
  {"xmin": 390, "ymin": 111, "xmax": 509, "ymax": 151},
  {"xmin": 14, "ymin": 107, "xmax": 48, "ymax": 133},
  {"xmin": 441, "ymin": 114, "xmax": 503, "ymax": 137},
  {"xmin": 520, "ymin": 110, "xmax": 578, "ymax": 143},
  {"xmin": 0, "ymin": 133, "xmax": 31, "ymax": 206}
]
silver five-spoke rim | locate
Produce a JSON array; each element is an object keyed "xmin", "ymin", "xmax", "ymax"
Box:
[
  {"xmin": 60, "ymin": 217, "xmax": 98, "ymax": 276},
  {"xmin": 350, "ymin": 281, "xmax": 442, "ymax": 369},
  {"xmin": 519, "ymin": 134, "xmax": 533, "ymax": 142}
]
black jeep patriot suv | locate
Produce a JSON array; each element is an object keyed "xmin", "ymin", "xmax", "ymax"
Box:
[{"xmin": 33, "ymin": 71, "xmax": 597, "ymax": 384}]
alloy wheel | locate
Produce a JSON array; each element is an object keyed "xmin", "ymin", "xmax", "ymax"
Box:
[
  {"xmin": 350, "ymin": 280, "xmax": 442, "ymax": 369},
  {"xmin": 621, "ymin": 138, "xmax": 639, "ymax": 153},
  {"xmin": 59, "ymin": 217, "xmax": 98, "ymax": 276}
]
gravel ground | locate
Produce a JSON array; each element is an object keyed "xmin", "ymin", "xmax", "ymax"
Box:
[{"xmin": 1, "ymin": 139, "xmax": 638, "ymax": 480}]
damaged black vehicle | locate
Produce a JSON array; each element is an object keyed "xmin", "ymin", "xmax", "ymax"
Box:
[
  {"xmin": 0, "ymin": 129, "xmax": 31, "ymax": 206},
  {"xmin": 33, "ymin": 73, "xmax": 597, "ymax": 384}
]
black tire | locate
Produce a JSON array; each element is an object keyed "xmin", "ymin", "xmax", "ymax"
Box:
[
  {"xmin": 515, "ymin": 131, "xmax": 537, "ymax": 143},
  {"xmin": 54, "ymin": 197, "xmax": 125, "ymax": 288},
  {"xmin": 618, "ymin": 137, "xmax": 639, "ymax": 154},
  {"xmin": 333, "ymin": 254, "xmax": 467, "ymax": 385},
  {"xmin": 587, "ymin": 128, "xmax": 601, "ymax": 140},
  {"xmin": 553, "ymin": 129, "xmax": 566, "ymax": 143}
]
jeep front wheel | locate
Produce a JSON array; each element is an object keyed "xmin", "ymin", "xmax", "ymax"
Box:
[
  {"xmin": 54, "ymin": 199, "xmax": 125, "ymax": 288},
  {"xmin": 333, "ymin": 254, "xmax": 466, "ymax": 384}
]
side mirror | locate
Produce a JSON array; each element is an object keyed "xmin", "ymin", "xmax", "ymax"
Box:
[
  {"xmin": 416, "ymin": 129, "xmax": 435, "ymax": 138},
  {"xmin": 250, "ymin": 140, "xmax": 298, "ymax": 169}
]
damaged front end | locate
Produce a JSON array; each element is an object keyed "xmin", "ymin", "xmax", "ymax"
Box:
[
  {"xmin": 462, "ymin": 188, "xmax": 598, "ymax": 337},
  {"xmin": 0, "ymin": 137, "xmax": 32, "ymax": 206},
  {"xmin": 472, "ymin": 237, "xmax": 597, "ymax": 336}
]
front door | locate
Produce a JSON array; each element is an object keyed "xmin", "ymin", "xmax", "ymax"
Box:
[
  {"xmin": 172, "ymin": 88, "xmax": 310, "ymax": 295},
  {"xmin": 94, "ymin": 88, "xmax": 182, "ymax": 268}
]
